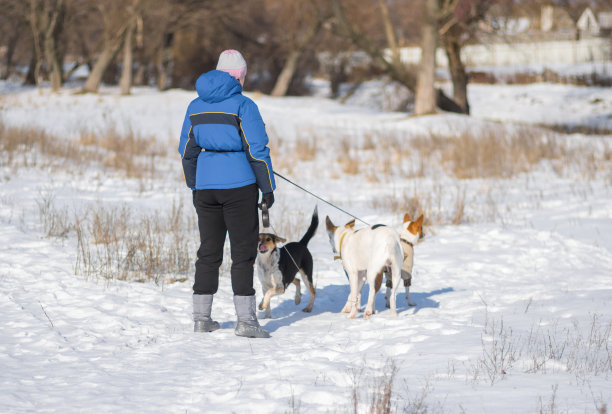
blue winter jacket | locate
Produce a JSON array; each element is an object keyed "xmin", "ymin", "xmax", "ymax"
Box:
[{"xmin": 178, "ymin": 70, "xmax": 275, "ymax": 193}]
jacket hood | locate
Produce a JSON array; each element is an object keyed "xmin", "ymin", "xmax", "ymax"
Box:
[{"xmin": 195, "ymin": 70, "xmax": 242, "ymax": 103}]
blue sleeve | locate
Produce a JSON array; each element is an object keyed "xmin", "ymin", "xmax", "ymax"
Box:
[
  {"xmin": 239, "ymin": 99, "xmax": 276, "ymax": 193},
  {"xmin": 178, "ymin": 108, "xmax": 191, "ymax": 158}
]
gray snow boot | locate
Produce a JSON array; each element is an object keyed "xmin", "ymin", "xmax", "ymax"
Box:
[
  {"xmin": 233, "ymin": 295, "xmax": 270, "ymax": 338},
  {"xmin": 193, "ymin": 294, "xmax": 220, "ymax": 333}
]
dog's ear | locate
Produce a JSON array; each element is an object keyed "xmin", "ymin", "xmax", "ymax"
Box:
[
  {"xmin": 325, "ymin": 216, "xmax": 336, "ymax": 232},
  {"xmin": 416, "ymin": 214, "xmax": 424, "ymax": 226},
  {"xmin": 273, "ymin": 235, "xmax": 287, "ymax": 244},
  {"xmin": 408, "ymin": 214, "xmax": 425, "ymax": 235},
  {"xmin": 344, "ymin": 219, "xmax": 355, "ymax": 230},
  {"xmin": 403, "ymin": 213, "xmax": 411, "ymax": 223}
]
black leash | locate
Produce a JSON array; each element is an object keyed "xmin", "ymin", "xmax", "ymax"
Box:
[{"xmin": 273, "ymin": 171, "xmax": 370, "ymax": 226}]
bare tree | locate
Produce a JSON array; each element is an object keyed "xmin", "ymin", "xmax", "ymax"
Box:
[
  {"xmin": 28, "ymin": 0, "xmax": 66, "ymax": 92},
  {"xmin": 438, "ymin": 0, "xmax": 497, "ymax": 114},
  {"xmin": 268, "ymin": 0, "xmax": 329, "ymax": 97},
  {"xmin": 120, "ymin": 3, "xmax": 140, "ymax": 95},
  {"xmin": 328, "ymin": 0, "xmax": 418, "ymax": 90},
  {"xmin": 0, "ymin": 1, "xmax": 30, "ymax": 80},
  {"xmin": 414, "ymin": 0, "xmax": 440, "ymax": 115},
  {"xmin": 82, "ymin": 0, "xmax": 144, "ymax": 93}
]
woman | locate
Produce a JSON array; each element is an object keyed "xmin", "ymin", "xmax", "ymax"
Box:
[{"xmin": 179, "ymin": 50, "xmax": 275, "ymax": 338}]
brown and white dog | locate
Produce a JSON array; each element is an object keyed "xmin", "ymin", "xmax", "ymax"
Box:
[
  {"xmin": 325, "ymin": 216, "xmax": 404, "ymax": 318},
  {"xmin": 384, "ymin": 213, "xmax": 424, "ymax": 308},
  {"xmin": 256, "ymin": 207, "xmax": 318, "ymax": 318}
]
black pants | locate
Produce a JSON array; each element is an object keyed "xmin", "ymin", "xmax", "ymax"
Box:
[{"xmin": 192, "ymin": 184, "xmax": 259, "ymax": 296}]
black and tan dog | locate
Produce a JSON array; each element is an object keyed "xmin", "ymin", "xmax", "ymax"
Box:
[{"xmin": 256, "ymin": 206, "xmax": 318, "ymax": 318}]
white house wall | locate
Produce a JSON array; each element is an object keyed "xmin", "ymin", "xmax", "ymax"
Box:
[{"xmin": 397, "ymin": 38, "xmax": 611, "ymax": 68}]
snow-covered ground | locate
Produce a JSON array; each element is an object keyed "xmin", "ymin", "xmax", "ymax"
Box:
[{"xmin": 1, "ymin": 77, "xmax": 611, "ymax": 413}]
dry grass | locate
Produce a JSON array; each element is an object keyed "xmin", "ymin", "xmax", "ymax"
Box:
[
  {"xmin": 0, "ymin": 119, "xmax": 167, "ymax": 184},
  {"xmin": 370, "ymin": 184, "xmax": 468, "ymax": 226},
  {"xmin": 73, "ymin": 199, "xmax": 197, "ymax": 284},
  {"xmin": 347, "ymin": 359, "xmax": 438, "ymax": 414},
  {"xmin": 294, "ymin": 136, "xmax": 318, "ymax": 162},
  {"xmin": 32, "ymin": 192, "xmax": 198, "ymax": 284},
  {"xmin": 334, "ymin": 123, "xmax": 611, "ymax": 182}
]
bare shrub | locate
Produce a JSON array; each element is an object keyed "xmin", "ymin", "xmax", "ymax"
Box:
[
  {"xmin": 70, "ymin": 199, "xmax": 198, "ymax": 284},
  {"xmin": 536, "ymin": 384, "xmax": 559, "ymax": 414},
  {"xmin": 90, "ymin": 205, "xmax": 131, "ymax": 245},
  {"xmin": 348, "ymin": 360, "xmax": 398, "ymax": 414},
  {"xmin": 479, "ymin": 314, "xmax": 519, "ymax": 384},
  {"xmin": 521, "ymin": 313, "xmax": 612, "ymax": 379},
  {"xmin": 36, "ymin": 190, "xmax": 72, "ymax": 238},
  {"xmin": 467, "ymin": 312, "xmax": 612, "ymax": 385},
  {"xmin": 451, "ymin": 187, "xmax": 467, "ymax": 225},
  {"xmin": 346, "ymin": 360, "xmax": 439, "ymax": 414},
  {"xmin": 286, "ymin": 385, "xmax": 302, "ymax": 414}
]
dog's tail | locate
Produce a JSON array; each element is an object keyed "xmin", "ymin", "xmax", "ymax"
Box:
[{"xmin": 299, "ymin": 205, "xmax": 319, "ymax": 246}]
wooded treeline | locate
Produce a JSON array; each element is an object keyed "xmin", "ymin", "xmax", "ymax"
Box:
[{"xmin": 0, "ymin": 0, "xmax": 571, "ymax": 114}]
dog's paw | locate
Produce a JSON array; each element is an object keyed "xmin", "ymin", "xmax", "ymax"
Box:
[
  {"xmin": 407, "ymin": 301, "xmax": 416, "ymax": 307},
  {"xmin": 341, "ymin": 306, "xmax": 351, "ymax": 313},
  {"xmin": 302, "ymin": 306, "xmax": 312, "ymax": 312},
  {"xmin": 294, "ymin": 296, "xmax": 301, "ymax": 305}
]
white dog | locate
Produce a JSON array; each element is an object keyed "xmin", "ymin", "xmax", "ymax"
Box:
[{"xmin": 325, "ymin": 216, "xmax": 404, "ymax": 318}]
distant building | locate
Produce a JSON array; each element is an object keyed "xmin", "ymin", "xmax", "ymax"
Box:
[
  {"xmin": 577, "ymin": 6, "xmax": 612, "ymax": 37},
  {"xmin": 480, "ymin": 3, "xmax": 578, "ymax": 42}
]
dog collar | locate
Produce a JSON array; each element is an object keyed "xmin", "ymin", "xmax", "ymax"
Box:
[
  {"xmin": 400, "ymin": 238, "xmax": 414, "ymax": 259},
  {"xmin": 334, "ymin": 231, "xmax": 349, "ymax": 260}
]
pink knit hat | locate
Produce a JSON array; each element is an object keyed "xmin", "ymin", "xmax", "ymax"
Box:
[{"xmin": 216, "ymin": 49, "xmax": 247, "ymax": 80}]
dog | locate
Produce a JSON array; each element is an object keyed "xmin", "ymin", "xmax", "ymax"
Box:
[
  {"xmin": 325, "ymin": 216, "xmax": 404, "ymax": 318},
  {"xmin": 256, "ymin": 206, "xmax": 318, "ymax": 318},
  {"xmin": 383, "ymin": 213, "xmax": 424, "ymax": 308}
]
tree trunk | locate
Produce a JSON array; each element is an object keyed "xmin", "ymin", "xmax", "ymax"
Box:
[
  {"xmin": 24, "ymin": 51, "xmax": 37, "ymax": 85},
  {"xmin": 414, "ymin": 0, "xmax": 438, "ymax": 115},
  {"xmin": 270, "ymin": 50, "xmax": 301, "ymax": 97},
  {"xmin": 28, "ymin": 0, "xmax": 44, "ymax": 91},
  {"xmin": 45, "ymin": 36, "xmax": 63, "ymax": 92},
  {"xmin": 120, "ymin": 17, "xmax": 136, "ymax": 95},
  {"xmin": 270, "ymin": 15, "xmax": 322, "ymax": 97},
  {"xmin": 443, "ymin": 35, "xmax": 469, "ymax": 114},
  {"xmin": 82, "ymin": 24, "xmax": 129, "ymax": 93},
  {"xmin": 377, "ymin": 0, "xmax": 400, "ymax": 66},
  {"xmin": 329, "ymin": 55, "xmax": 348, "ymax": 99},
  {"xmin": 156, "ymin": 32, "xmax": 174, "ymax": 91},
  {"xmin": 2, "ymin": 30, "xmax": 20, "ymax": 80},
  {"xmin": 43, "ymin": 0, "xmax": 65, "ymax": 92}
]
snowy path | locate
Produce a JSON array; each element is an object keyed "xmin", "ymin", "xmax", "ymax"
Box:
[{"xmin": 2, "ymin": 214, "xmax": 611, "ymax": 412}]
